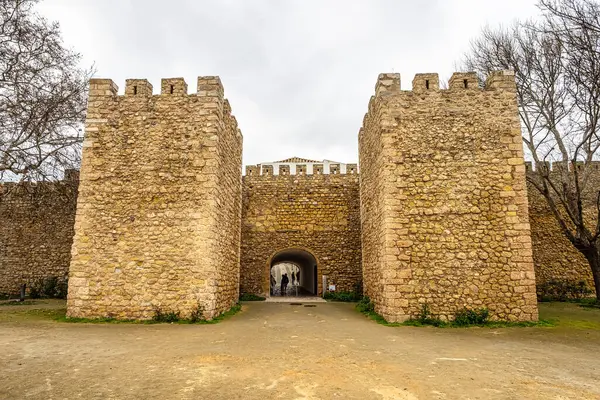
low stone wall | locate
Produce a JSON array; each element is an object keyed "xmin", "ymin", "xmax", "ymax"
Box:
[
  {"xmin": 240, "ymin": 172, "xmax": 362, "ymax": 296},
  {"xmin": 0, "ymin": 176, "xmax": 78, "ymax": 295}
]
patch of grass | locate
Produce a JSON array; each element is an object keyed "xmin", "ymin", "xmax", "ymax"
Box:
[
  {"xmin": 0, "ymin": 300, "xmax": 42, "ymax": 306},
  {"xmin": 484, "ymin": 320, "xmax": 555, "ymax": 328},
  {"xmin": 355, "ymin": 297, "xmax": 402, "ymax": 327},
  {"xmin": 152, "ymin": 306, "xmax": 181, "ymax": 323},
  {"xmin": 55, "ymin": 303, "xmax": 243, "ymax": 325},
  {"xmin": 193, "ymin": 303, "xmax": 242, "ymax": 325},
  {"xmin": 453, "ymin": 307, "xmax": 490, "ymax": 326},
  {"xmin": 1, "ymin": 307, "xmax": 69, "ymax": 322},
  {"xmin": 55, "ymin": 315, "xmax": 136, "ymax": 323},
  {"xmin": 239, "ymin": 293, "xmax": 266, "ymax": 301},
  {"xmin": 324, "ymin": 291, "xmax": 362, "ymax": 302},
  {"xmin": 356, "ymin": 300, "xmax": 555, "ymax": 329},
  {"xmin": 577, "ymin": 298, "xmax": 600, "ymax": 309},
  {"xmin": 538, "ymin": 302, "xmax": 600, "ymax": 330}
]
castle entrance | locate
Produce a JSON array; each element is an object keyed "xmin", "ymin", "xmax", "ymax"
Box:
[{"xmin": 267, "ymin": 248, "xmax": 318, "ymax": 298}]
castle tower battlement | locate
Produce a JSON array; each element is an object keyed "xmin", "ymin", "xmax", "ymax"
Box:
[
  {"xmin": 67, "ymin": 76, "xmax": 243, "ymax": 320},
  {"xmin": 359, "ymin": 70, "xmax": 537, "ymax": 323}
]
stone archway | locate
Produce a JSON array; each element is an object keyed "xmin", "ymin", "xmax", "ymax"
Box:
[{"xmin": 265, "ymin": 248, "xmax": 319, "ymax": 297}]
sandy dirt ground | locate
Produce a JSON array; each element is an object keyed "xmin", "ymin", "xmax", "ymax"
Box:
[{"xmin": 1, "ymin": 300, "xmax": 599, "ymax": 400}]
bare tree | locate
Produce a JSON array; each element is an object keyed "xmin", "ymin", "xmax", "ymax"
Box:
[
  {"xmin": 0, "ymin": 0, "xmax": 92, "ymax": 182},
  {"xmin": 461, "ymin": 0, "xmax": 600, "ymax": 301}
]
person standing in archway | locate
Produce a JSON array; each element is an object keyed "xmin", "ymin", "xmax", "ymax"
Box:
[
  {"xmin": 296, "ymin": 270, "xmax": 301, "ymax": 287},
  {"xmin": 291, "ymin": 271, "xmax": 296, "ymax": 286},
  {"xmin": 281, "ymin": 273, "xmax": 289, "ymax": 296}
]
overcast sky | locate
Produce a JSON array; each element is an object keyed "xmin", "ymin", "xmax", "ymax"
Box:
[{"xmin": 37, "ymin": 0, "xmax": 539, "ymax": 167}]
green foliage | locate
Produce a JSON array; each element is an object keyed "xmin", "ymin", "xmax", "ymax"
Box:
[
  {"xmin": 189, "ymin": 302, "xmax": 205, "ymax": 323},
  {"xmin": 325, "ymin": 281, "xmax": 363, "ymax": 302},
  {"xmin": 356, "ymin": 296, "xmax": 375, "ymax": 313},
  {"xmin": 356, "ymin": 300, "xmax": 553, "ymax": 329},
  {"xmin": 58, "ymin": 303, "xmax": 242, "ymax": 325},
  {"xmin": 239, "ymin": 293, "xmax": 266, "ymax": 301},
  {"xmin": 539, "ymin": 279, "xmax": 593, "ymax": 302},
  {"xmin": 29, "ymin": 285, "xmax": 41, "ymax": 299},
  {"xmin": 152, "ymin": 306, "xmax": 180, "ymax": 323},
  {"xmin": 28, "ymin": 277, "xmax": 68, "ymax": 299},
  {"xmin": 353, "ymin": 280, "xmax": 363, "ymax": 297},
  {"xmin": 453, "ymin": 307, "xmax": 490, "ymax": 326},
  {"xmin": 412, "ymin": 303, "xmax": 446, "ymax": 327},
  {"xmin": 0, "ymin": 300, "xmax": 39, "ymax": 306},
  {"xmin": 578, "ymin": 298, "xmax": 600, "ymax": 309},
  {"xmin": 324, "ymin": 291, "xmax": 362, "ymax": 302},
  {"xmin": 355, "ymin": 297, "xmax": 401, "ymax": 326}
]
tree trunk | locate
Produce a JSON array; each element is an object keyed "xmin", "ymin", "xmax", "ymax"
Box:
[{"xmin": 581, "ymin": 244, "xmax": 600, "ymax": 302}]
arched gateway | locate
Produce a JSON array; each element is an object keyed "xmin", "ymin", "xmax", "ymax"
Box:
[
  {"xmin": 239, "ymin": 160, "xmax": 363, "ymax": 298},
  {"xmin": 267, "ymin": 248, "xmax": 318, "ymax": 297}
]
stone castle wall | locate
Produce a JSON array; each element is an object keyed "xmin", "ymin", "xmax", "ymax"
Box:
[
  {"xmin": 359, "ymin": 71, "xmax": 538, "ymax": 322},
  {"xmin": 1, "ymin": 71, "xmax": 597, "ymax": 319},
  {"xmin": 66, "ymin": 77, "xmax": 242, "ymax": 320},
  {"xmin": 0, "ymin": 173, "xmax": 78, "ymax": 295},
  {"xmin": 526, "ymin": 164, "xmax": 597, "ymax": 294},
  {"xmin": 240, "ymin": 167, "xmax": 361, "ymax": 296}
]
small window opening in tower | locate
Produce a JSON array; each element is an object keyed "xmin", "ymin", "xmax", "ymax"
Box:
[
  {"xmin": 170, "ymin": 85, "xmax": 174, "ymax": 94},
  {"xmin": 133, "ymin": 86, "xmax": 137, "ymax": 95},
  {"xmin": 425, "ymin": 80, "xmax": 430, "ymax": 90},
  {"xmin": 463, "ymin": 79, "xmax": 468, "ymax": 88}
]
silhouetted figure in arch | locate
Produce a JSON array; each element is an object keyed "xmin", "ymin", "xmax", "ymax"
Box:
[{"xmin": 281, "ymin": 273, "xmax": 289, "ymax": 296}]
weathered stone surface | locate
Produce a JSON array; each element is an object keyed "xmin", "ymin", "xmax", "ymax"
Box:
[
  {"xmin": 526, "ymin": 164, "xmax": 597, "ymax": 295},
  {"xmin": 66, "ymin": 77, "xmax": 242, "ymax": 320},
  {"xmin": 240, "ymin": 171, "xmax": 361, "ymax": 296},
  {"xmin": 0, "ymin": 173, "xmax": 78, "ymax": 295},
  {"xmin": 359, "ymin": 71, "xmax": 538, "ymax": 322},
  {"xmin": 1, "ymin": 70, "xmax": 596, "ymax": 323}
]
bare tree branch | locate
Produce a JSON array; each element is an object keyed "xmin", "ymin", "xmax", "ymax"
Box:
[
  {"xmin": 0, "ymin": 0, "xmax": 93, "ymax": 182},
  {"xmin": 460, "ymin": 0, "xmax": 600, "ymax": 300}
]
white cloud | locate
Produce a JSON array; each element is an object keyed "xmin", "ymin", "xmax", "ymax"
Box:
[{"xmin": 37, "ymin": 0, "xmax": 539, "ymax": 165}]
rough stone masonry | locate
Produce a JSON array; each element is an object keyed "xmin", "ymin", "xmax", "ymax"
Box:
[
  {"xmin": 3, "ymin": 70, "xmax": 595, "ymax": 322},
  {"xmin": 66, "ymin": 77, "xmax": 242, "ymax": 320},
  {"xmin": 359, "ymin": 71, "xmax": 538, "ymax": 322}
]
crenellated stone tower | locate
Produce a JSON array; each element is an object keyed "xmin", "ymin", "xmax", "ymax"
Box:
[
  {"xmin": 67, "ymin": 76, "xmax": 243, "ymax": 320},
  {"xmin": 359, "ymin": 71, "xmax": 538, "ymax": 322}
]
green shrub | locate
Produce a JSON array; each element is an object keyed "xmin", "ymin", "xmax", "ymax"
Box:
[
  {"xmin": 239, "ymin": 293, "xmax": 266, "ymax": 301},
  {"xmin": 28, "ymin": 276, "xmax": 68, "ymax": 299},
  {"xmin": 324, "ymin": 291, "xmax": 362, "ymax": 302},
  {"xmin": 453, "ymin": 307, "xmax": 490, "ymax": 326},
  {"xmin": 405, "ymin": 303, "xmax": 446, "ymax": 327},
  {"xmin": 189, "ymin": 302, "xmax": 205, "ymax": 323},
  {"xmin": 152, "ymin": 306, "xmax": 180, "ymax": 323},
  {"xmin": 356, "ymin": 296, "xmax": 375, "ymax": 313},
  {"xmin": 538, "ymin": 279, "xmax": 592, "ymax": 302},
  {"xmin": 29, "ymin": 284, "xmax": 42, "ymax": 299}
]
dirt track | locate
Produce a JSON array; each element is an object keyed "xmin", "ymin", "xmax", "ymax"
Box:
[{"xmin": 1, "ymin": 300, "xmax": 599, "ymax": 399}]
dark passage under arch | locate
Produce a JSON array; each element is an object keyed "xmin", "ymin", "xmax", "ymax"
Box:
[{"xmin": 269, "ymin": 248, "xmax": 318, "ymax": 296}]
